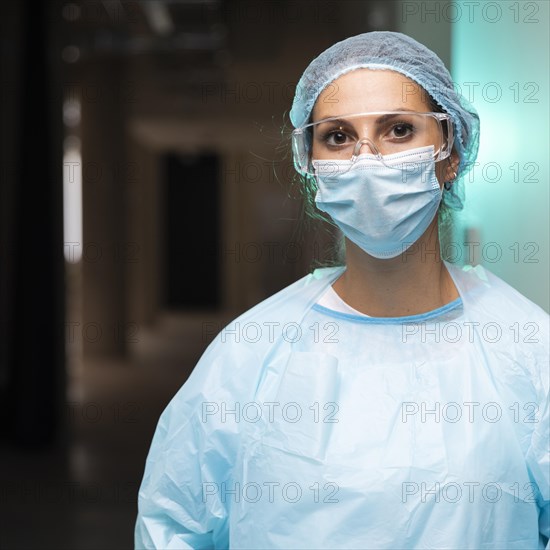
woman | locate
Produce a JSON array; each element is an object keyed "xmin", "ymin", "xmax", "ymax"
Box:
[{"xmin": 135, "ymin": 32, "xmax": 549, "ymax": 549}]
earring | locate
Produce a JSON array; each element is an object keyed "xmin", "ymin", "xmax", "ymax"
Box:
[{"xmin": 444, "ymin": 169, "xmax": 458, "ymax": 191}]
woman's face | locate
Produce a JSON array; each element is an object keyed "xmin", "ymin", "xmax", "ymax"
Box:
[{"xmin": 311, "ymin": 68, "xmax": 458, "ymax": 185}]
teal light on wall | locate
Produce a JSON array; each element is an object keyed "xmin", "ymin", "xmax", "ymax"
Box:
[{"xmin": 451, "ymin": 0, "xmax": 549, "ymax": 311}]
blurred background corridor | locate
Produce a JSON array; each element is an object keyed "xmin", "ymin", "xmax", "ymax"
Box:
[{"xmin": 0, "ymin": 1, "xmax": 548, "ymax": 548}]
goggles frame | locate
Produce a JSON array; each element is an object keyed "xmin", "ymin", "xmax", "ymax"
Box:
[{"xmin": 292, "ymin": 111, "xmax": 454, "ymax": 175}]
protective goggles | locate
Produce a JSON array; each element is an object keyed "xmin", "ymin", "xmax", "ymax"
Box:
[{"xmin": 292, "ymin": 111, "xmax": 454, "ymax": 174}]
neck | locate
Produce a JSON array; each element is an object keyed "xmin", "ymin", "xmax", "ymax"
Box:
[{"xmin": 333, "ymin": 219, "xmax": 459, "ymax": 317}]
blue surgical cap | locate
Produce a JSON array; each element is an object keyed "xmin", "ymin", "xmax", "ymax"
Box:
[{"xmin": 290, "ymin": 31, "xmax": 480, "ymax": 211}]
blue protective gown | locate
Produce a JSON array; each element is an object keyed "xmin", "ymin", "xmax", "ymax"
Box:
[{"xmin": 135, "ymin": 262, "xmax": 550, "ymax": 549}]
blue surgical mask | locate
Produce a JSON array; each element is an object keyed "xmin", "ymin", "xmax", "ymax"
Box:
[{"xmin": 313, "ymin": 145, "xmax": 443, "ymax": 259}]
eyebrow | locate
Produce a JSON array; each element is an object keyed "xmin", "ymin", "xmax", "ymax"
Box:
[{"xmin": 313, "ymin": 108, "xmax": 417, "ymax": 125}]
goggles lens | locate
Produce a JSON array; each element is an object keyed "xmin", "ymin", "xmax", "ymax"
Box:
[{"xmin": 292, "ymin": 111, "xmax": 454, "ymax": 175}]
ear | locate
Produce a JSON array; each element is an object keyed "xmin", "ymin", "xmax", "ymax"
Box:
[{"xmin": 444, "ymin": 151, "xmax": 460, "ymax": 182}]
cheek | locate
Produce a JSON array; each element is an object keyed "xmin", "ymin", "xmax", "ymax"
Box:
[
  {"xmin": 434, "ymin": 162, "xmax": 446, "ymax": 188},
  {"xmin": 311, "ymin": 139, "xmax": 323, "ymax": 160}
]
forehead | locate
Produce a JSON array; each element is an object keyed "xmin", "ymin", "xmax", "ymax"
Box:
[{"xmin": 312, "ymin": 68, "xmax": 431, "ymax": 121}]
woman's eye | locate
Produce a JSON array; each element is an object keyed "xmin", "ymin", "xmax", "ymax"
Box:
[
  {"xmin": 325, "ymin": 131, "xmax": 349, "ymax": 146},
  {"xmin": 390, "ymin": 123, "xmax": 414, "ymax": 139}
]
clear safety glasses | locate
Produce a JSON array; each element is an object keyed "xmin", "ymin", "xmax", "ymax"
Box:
[{"xmin": 292, "ymin": 111, "xmax": 454, "ymax": 174}]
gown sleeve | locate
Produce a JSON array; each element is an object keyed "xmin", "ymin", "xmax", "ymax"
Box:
[
  {"xmin": 133, "ymin": 270, "xmax": 332, "ymax": 548},
  {"xmin": 523, "ymin": 319, "xmax": 550, "ymax": 550},
  {"xmin": 526, "ymin": 392, "xmax": 550, "ymax": 550},
  {"xmin": 134, "ymin": 342, "xmax": 259, "ymax": 549}
]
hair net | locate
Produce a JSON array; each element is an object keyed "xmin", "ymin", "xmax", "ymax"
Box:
[{"xmin": 289, "ymin": 31, "xmax": 480, "ymax": 211}]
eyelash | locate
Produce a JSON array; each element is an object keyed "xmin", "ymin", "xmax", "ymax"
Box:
[{"xmin": 317, "ymin": 121, "xmax": 416, "ymax": 146}]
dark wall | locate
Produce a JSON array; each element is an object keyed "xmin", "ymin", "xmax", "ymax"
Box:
[
  {"xmin": 163, "ymin": 152, "xmax": 221, "ymax": 309},
  {"xmin": 0, "ymin": 1, "xmax": 66, "ymax": 447}
]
